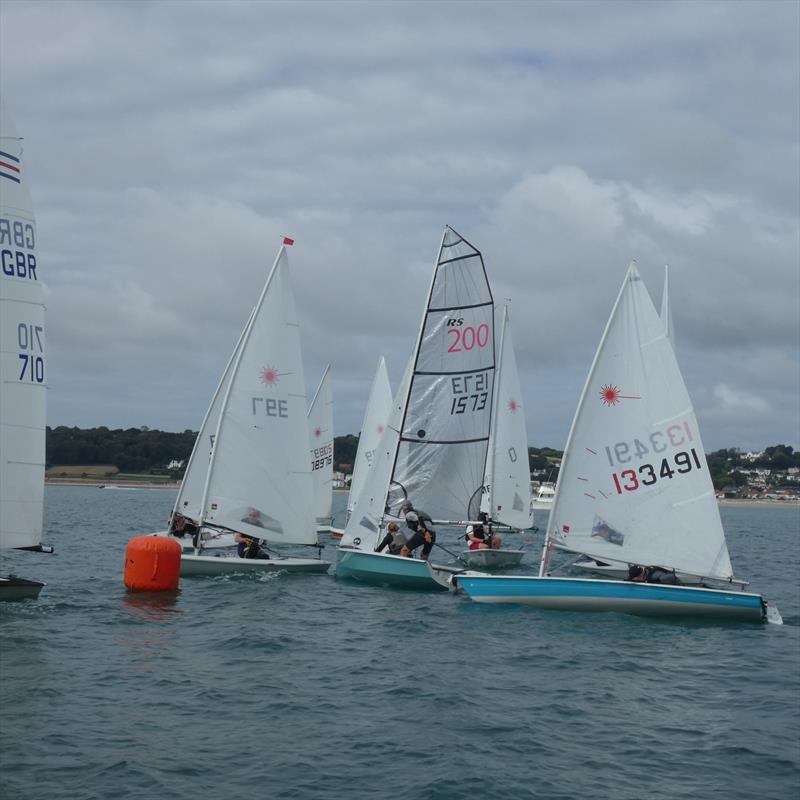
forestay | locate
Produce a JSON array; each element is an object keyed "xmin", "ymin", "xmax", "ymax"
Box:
[
  {"xmin": 387, "ymin": 226, "xmax": 495, "ymax": 521},
  {"xmin": 545, "ymin": 263, "xmax": 732, "ymax": 580},
  {"xmin": 484, "ymin": 306, "xmax": 533, "ymax": 529},
  {"xmin": 346, "ymin": 356, "xmax": 392, "ymax": 521},
  {"xmin": 0, "ymin": 99, "xmax": 47, "ymax": 551},
  {"xmin": 200, "ymin": 248, "xmax": 317, "ymax": 546},
  {"xmin": 307, "ymin": 364, "xmax": 334, "ymax": 524},
  {"xmin": 172, "ymin": 308, "xmax": 254, "ymax": 525}
]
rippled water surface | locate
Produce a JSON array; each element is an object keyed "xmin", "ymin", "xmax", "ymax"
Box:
[{"xmin": 1, "ymin": 487, "xmax": 798, "ymax": 799}]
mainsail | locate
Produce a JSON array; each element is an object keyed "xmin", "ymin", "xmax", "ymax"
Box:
[
  {"xmin": 346, "ymin": 356, "xmax": 392, "ymax": 522},
  {"xmin": 485, "ymin": 306, "xmax": 533, "ymax": 529},
  {"xmin": 198, "ymin": 247, "xmax": 317, "ymax": 546},
  {"xmin": 0, "ymin": 99, "xmax": 47, "ymax": 552},
  {"xmin": 661, "ymin": 264, "xmax": 674, "ymax": 344},
  {"xmin": 340, "ymin": 226, "xmax": 495, "ymax": 555},
  {"xmin": 307, "ymin": 364, "xmax": 334, "ymax": 525},
  {"xmin": 543, "ymin": 263, "xmax": 732, "ymax": 580}
]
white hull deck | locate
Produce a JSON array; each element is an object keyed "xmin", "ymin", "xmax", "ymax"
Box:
[
  {"xmin": 459, "ymin": 549, "xmax": 524, "ymax": 570},
  {"xmin": 180, "ymin": 554, "xmax": 330, "ymax": 577}
]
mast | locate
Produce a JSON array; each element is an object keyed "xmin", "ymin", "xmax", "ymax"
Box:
[
  {"xmin": 538, "ymin": 264, "xmax": 634, "ymax": 576},
  {"xmin": 485, "ymin": 305, "xmax": 509, "ymax": 519},
  {"xmin": 170, "ymin": 305, "xmax": 255, "ymax": 525},
  {"xmin": 384, "ymin": 227, "xmax": 448, "ymax": 520}
]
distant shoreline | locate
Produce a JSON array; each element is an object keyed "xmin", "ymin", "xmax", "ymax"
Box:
[{"xmin": 43, "ymin": 478, "xmax": 798, "ymax": 507}]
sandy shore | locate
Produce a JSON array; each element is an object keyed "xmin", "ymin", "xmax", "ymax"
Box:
[
  {"xmin": 46, "ymin": 478, "xmax": 180, "ymax": 489},
  {"xmin": 717, "ymin": 498, "xmax": 799, "ymax": 508}
]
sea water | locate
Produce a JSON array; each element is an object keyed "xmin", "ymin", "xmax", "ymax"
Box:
[{"xmin": 0, "ymin": 486, "xmax": 798, "ymax": 800}]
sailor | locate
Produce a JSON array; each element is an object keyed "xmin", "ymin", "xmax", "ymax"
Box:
[
  {"xmin": 465, "ymin": 522, "xmax": 489, "ymax": 550},
  {"xmin": 235, "ymin": 533, "xmax": 270, "ymax": 559},
  {"xmin": 375, "ymin": 522, "xmax": 407, "ymax": 555},
  {"xmin": 399, "ymin": 502, "xmax": 436, "ymax": 560}
]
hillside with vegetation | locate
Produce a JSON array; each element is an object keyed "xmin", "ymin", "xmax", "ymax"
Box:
[{"xmin": 45, "ymin": 427, "xmax": 798, "ymax": 493}]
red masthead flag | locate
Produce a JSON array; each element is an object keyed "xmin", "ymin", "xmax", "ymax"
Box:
[{"xmin": 282, "ymin": 236, "xmax": 294, "ymax": 246}]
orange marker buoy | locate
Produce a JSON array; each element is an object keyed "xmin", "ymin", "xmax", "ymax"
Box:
[{"xmin": 124, "ymin": 536, "xmax": 181, "ymax": 592}]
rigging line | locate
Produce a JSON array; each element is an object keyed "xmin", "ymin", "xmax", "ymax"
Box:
[{"xmin": 433, "ymin": 541, "xmax": 463, "ymax": 561}]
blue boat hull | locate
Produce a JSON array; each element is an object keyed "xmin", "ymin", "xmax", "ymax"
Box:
[
  {"xmin": 335, "ymin": 548, "xmax": 453, "ymax": 591},
  {"xmin": 455, "ymin": 574, "xmax": 766, "ymax": 622}
]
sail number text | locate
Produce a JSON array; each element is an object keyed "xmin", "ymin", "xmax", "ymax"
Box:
[
  {"xmin": 604, "ymin": 421, "xmax": 693, "ymax": 466},
  {"xmin": 612, "ymin": 449, "xmax": 702, "ymax": 494},
  {"xmin": 251, "ymin": 397, "xmax": 288, "ymax": 417},
  {"xmin": 450, "ymin": 371, "xmax": 490, "ymax": 415},
  {"xmin": 446, "ymin": 319, "xmax": 490, "ymax": 353},
  {"xmin": 1, "ymin": 217, "xmax": 38, "ymax": 280},
  {"xmin": 17, "ymin": 322, "xmax": 45, "ymax": 383},
  {"xmin": 311, "ymin": 443, "xmax": 332, "ymax": 471}
]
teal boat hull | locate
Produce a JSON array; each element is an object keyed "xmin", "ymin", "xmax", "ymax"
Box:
[
  {"xmin": 335, "ymin": 548, "xmax": 454, "ymax": 591},
  {"xmin": 455, "ymin": 574, "xmax": 767, "ymax": 622}
]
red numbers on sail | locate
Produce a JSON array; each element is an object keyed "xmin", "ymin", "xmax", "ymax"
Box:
[
  {"xmin": 612, "ymin": 449, "xmax": 702, "ymax": 494},
  {"xmin": 447, "ymin": 323, "xmax": 490, "ymax": 353}
]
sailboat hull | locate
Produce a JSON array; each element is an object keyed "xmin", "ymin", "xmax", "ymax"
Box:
[
  {"xmin": 0, "ymin": 575, "xmax": 45, "ymax": 601},
  {"xmin": 180, "ymin": 554, "xmax": 330, "ymax": 577},
  {"xmin": 459, "ymin": 549, "xmax": 524, "ymax": 570},
  {"xmin": 335, "ymin": 548, "xmax": 454, "ymax": 591},
  {"xmin": 455, "ymin": 575, "xmax": 766, "ymax": 622}
]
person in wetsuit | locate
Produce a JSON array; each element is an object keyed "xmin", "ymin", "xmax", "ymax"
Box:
[
  {"xmin": 375, "ymin": 522, "xmax": 407, "ymax": 555},
  {"xmin": 235, "ymin": 533, "xmax": 270, "ymax": 559},
  {"xmin": 399, "ymin": 502, "xmax": 436, "ymax": 560}
]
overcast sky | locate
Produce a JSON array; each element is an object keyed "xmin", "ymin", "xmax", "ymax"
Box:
[{"xmin": 1, "ymin": 0, "xmax": 797, "ymax": 452}]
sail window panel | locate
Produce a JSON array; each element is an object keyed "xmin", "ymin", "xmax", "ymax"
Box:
[
  {"xmin": 415, "ymin": 305, "xmax": 495, "ymax": 375},
  {"xmin": 392, "ymin": 438, "xmax": 490, "ymax": 521}
]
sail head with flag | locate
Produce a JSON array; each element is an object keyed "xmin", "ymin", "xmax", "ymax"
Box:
[
  {"xmin": 200, "ymin": 248, "xmax": 316, "ymax": 546},
  {"xmin": 387, "ymin": 226, "xmax": 495, "ymax": 522},
  {"xmin": 0, "ymin": 99, "xmax": 47, "ymax": 552},
  {"xmin": 545, "ymin": 263, "xmax": 732, "ymax": 580}
]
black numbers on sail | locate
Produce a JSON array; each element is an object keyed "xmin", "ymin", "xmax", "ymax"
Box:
[
  {"xmin": 612, "ymin": 449, "xmax": 702, "ymax": 494},
  {"xmin": 450, "ymin": 371, "xmax": 490, "ymax": 415},
  {"xmin": 450, "ymin": 393, "xmax": 488, "ymax": 415}
]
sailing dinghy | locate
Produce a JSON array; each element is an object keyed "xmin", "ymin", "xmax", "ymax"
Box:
[
  {"xmin": 461, "ymin": 306, "xmax": 531, "ymax": 570},
  {"xmin": 336, "ymin": 226, "xmax": 495, "ymax": 590},
  {"xmin": 457, "ymin": 263, "xmax": 780, "ymax": 623},
  {"xmin": 308, "ymin": 365, "xmax": 342, "ymax": 536},
  {"xmin": 161, "ymin": 244, "xmax": 329, "ymax": 577},
  {"xmin": 0, "ymin": 100, "xmax": 54, "ymax": 600},
  {"xmin": 343, "ymin": 355, "xmax": 393, "ymax": 534}
]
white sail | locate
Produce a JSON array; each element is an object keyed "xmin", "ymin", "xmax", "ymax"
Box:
[
  {"xmin": 661, "ymin": 264, "xmax": 674, "ymax": 344},
  {"xmin": 485, "ymin": 307, "xmax": 533, "ymax": 528},
  {"xmin": 544, "ymin": 263, "xmax": 732, "ymax": 580},
  {"xmin": 172, "ymin": 307, "xmax": 254, "ymax": 524},
  {"xmin": 199, "ymin": 247, "xmax": 316, "ymax": 546},
  {"xmin": 339, "ymin": 355, "xmax": 413, "ymax": 550},
  {"xmin": 346, "ymin": 356, "xmax": 392, "ymax": 521},
  {"xmin": 307, "ymin": 364, "xmax": 334, "ymax": 524},
  {"xmin": 0, "ymin": 100, "xmax": 46, "ymax": 551},
  {"xmin": 388, "ymin": 226, "xmax": 495, "ymax": 521}
]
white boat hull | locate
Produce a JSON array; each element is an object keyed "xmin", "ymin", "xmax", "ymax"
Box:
[
  {"xmin": 180, "ymin": 554, "xmax": 330, "ymax": 577},
  {"xmin": 459, "ymin": 549, "xmax": 524, "ymax": 570}
]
